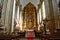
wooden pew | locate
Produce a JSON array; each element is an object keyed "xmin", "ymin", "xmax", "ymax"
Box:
[
  {"xmin": 0, "ymin": 34, "xmax": 20, "ymax": 40},
  {"xmin": 40, "ymin": 34, "xmax": 60, "ymax": 40}
]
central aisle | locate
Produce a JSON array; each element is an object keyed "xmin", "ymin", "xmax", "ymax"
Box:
[{"xmin": 25, "ymin": 30, "xmax": 35, "ymax": 40}]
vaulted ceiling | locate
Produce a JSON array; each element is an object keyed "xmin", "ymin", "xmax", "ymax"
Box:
[{"xmin": 20, "ymin": 0, "xmax": 39, "ymax": 9}]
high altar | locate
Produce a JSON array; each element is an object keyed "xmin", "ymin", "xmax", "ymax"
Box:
[{"xmin": 22, "ymin": 2, "xmax": 38, "ymax": 31}]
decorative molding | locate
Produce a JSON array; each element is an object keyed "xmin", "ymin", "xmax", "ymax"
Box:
[{"xmin": 22, "ymin": 2, "xmax": 38, "ymax": 31}]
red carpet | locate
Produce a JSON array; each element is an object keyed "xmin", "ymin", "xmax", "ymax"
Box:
[
  {"xmin": 27, "ymin": 37, "xmax": 33, "ymax": 40},
  {"xmin": 27, "ymin": 33, "xmax": 33, "ymax": 40}
]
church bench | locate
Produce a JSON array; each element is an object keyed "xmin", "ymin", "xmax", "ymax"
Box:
[
  {"xmin": 39, "ymin": 34, "xmax": 60, "ymax": 40},
  {"xmin": 0, "ymin": 34, "xmax": 20, "ymax": 40}
]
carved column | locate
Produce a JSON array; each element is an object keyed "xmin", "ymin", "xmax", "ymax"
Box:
[{"xmin": 58, "ymin": 1, "xmax": 60, "ymax": 28}]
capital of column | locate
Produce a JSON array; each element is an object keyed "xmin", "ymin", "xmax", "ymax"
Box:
[
  {"xmin": 38, "ymin": 0, "xmax": 44, "ymax": 11},
  {"xmin": 16, "ymin": 0, "xmax": 22, "ymax": 11}
]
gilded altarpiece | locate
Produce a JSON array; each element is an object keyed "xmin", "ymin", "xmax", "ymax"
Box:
[{"xmin": 22, "ymin": 2, "xmax": 38, "ymax": 31}]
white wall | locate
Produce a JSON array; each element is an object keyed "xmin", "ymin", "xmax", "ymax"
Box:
[
  {"xmin": 56, "ymin": 0, "xmax": 60, "ymax": 4},
  {"xmin": 56, "ymin": 0, "xmax": 60, "ymax": 15},
  {"xmin": 0, "ymin": 0, "xmax": 4, "ymax": 3},
  {"xmin": 0, "ymin": 0, "xmax": 1, "ymax": 3}
]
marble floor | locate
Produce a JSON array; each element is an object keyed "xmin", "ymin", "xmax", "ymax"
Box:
[{"xmin": 20, "ymin": 38, "xmax": 40, "ymax": 40}]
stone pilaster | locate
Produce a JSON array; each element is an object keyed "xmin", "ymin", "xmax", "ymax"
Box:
[
  {"xmin": 19, "ymin": 1, "xmax": 23, "ymax": 31},
  {"xmin": 11, "ymin": 0, "xmax": 16, "ymax": 33},
  {"xmin": 52, "ymin": 0, "xmax": 59, "ymax": 29},
  {"xmin": 57, "ymin": 0, "xmax": 60, "ymax": 29},
  {"xmin": 37, "ymin": 0, "xmax": 44, "ymax": 31},
  {"xmin": 16, "ymin": 6, "xmax": 20, "ymax": 19},
  {"xmin": 19, "ymin": 4, "xmax": 23, "ymax": 31},
  {"xmin": 4, "ymin": 0, "xmax": 14, "ymax": 34},
  {"xmin": 44, "ymin": 0, "xmax": 50, "ymax": 19},
  {"xmin": 48, "ymin": 0, "xmax": 56, "ymax": 34},
  {"xmin": 1, "ymin": 0, "xmax": 8, "ymax": 25}
]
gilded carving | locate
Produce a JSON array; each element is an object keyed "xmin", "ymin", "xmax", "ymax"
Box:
[{"xmin": 22, "ymin": 2, "xmax": 37, "ymax": 31}]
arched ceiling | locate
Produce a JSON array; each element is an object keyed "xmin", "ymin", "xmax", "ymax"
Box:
[{"xmin": 20, "ymin": 0, "xmax": 39, "ymax": 9}]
